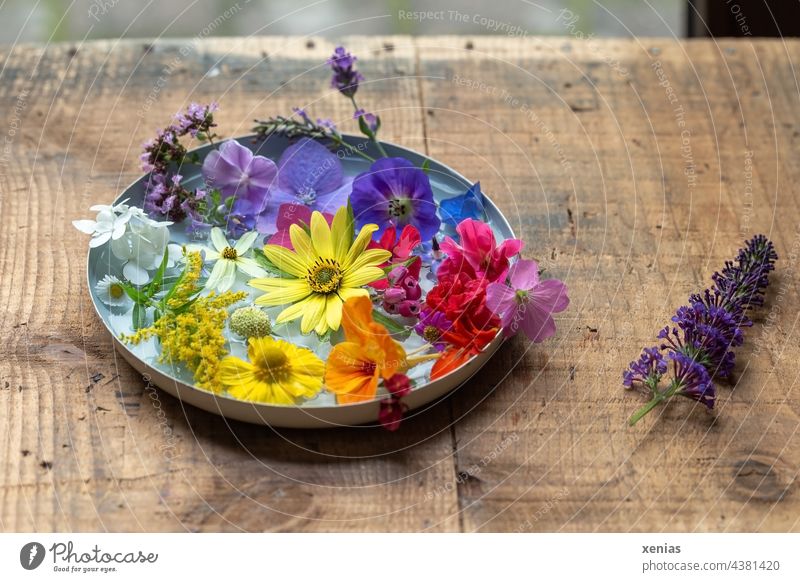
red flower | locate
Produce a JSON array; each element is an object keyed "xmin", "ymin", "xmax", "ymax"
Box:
[
  {"xmin": 431, "ymin": 321, "xmax": 499, "ymax": 380},
  {"xmin": 368, "ymin": 225, "xmax": 421, "ymax": 289},
  {"xmin": 426, "ymin": 270, "xmax": 499, "ymax": 330},
  {"xmin": 378, "ymin": 373, "xmax": 412, "ymax": 431},
  {"xmin": 438, "ymin": 218, "xmax": 522, "ymax": 283}
]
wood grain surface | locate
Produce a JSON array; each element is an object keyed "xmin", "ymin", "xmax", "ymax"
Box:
[{"xmin": 0, "ymin": 36, "xmax": 798, "ymax": 532}]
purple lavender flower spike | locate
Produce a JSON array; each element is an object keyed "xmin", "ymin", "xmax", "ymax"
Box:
[
  {"xmin": 328, "ymin": 46, "xmax": 364, "ymax": 97},
  {"xmin": 255, "ymin": 137, "xmax": 352, "ymax": 234},
  {"xmin": 350, "ymin": 157, "xmax": 441, "ymax": 241},
  {"xmin": 624, "ymin": 235, "xmax": 777, "ymax": 426},
  {"xmin": 173, "ymin": 102, "xmax": 218, "ymax": 138}
]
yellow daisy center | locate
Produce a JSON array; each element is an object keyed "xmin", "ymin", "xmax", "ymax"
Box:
[
  {"xmin": 109, "ymin": 283, "xmax": 125, "ymax": 299},
  {"xmin": 254, "ymin": 345, "xmax": 291, "ymax": 383},
  {"xmin": 221, "ymin": 246, "xmax": 238, "ymax": 260},
  {"xmin": 307, "ymin": 257, "xmax": 342, "ymax": 294}
]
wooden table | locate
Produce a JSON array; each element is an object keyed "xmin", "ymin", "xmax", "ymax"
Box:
[{"xmin": 1, "ymin": 36, "xmax": 798, "ymax": 532}]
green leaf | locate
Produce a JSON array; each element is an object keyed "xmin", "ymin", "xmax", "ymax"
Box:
[
  {"xmin": 421, "ymin": 159, "xmax": 431, "ymax": 174},
  {"xmin": 252, "ymin": 248, "xmax": 292, "ymax": 277},
  {"xmin": 121, "ymin": 282, "xmax": 146, "ymax": 303},
  {"xmin": 132, "ymin": 303, "xmax": 147, "ymax": 330},
  {"xmin": 345, "ymin": 198, "xmax": 356, "ymax": 242},
  {"xmin": 372, "ymin": 309, "xmax": 411, "ymax": 340},
  {"xmin": 146, "ymin": 246, "xmax": 171, "ymax": 296}
]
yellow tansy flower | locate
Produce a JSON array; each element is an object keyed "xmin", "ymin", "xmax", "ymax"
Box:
[
  {"xmin": 249, "ymin": 206, "xmax": 391, "ymax": 335},
  {"xmin": 218, "ymin": 337, "xmax": 324, "ymax": 404}
]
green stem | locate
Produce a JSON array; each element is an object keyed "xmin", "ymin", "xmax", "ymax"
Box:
[
  {"xmin": 329, "ymin": 132, "xmax": 376, "ymax": 162},
  {"xmin": 628, "ymin": 379, "xmax": 682, "ymax": 426},
  {"xmin": 628, "ymin": 395, "xmax": 664, "ymax": 426},
  {"xmin": 350, "ymin": 95, "xmax": 389, "ymax": 158}
]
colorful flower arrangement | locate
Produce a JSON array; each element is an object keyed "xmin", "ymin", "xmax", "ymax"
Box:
[
  {"xmin": 623, "ymin": 235, "xmax": 777, "ymax": 426},
  {"xmin": 75, "ymin": 46, "xmax": 569, "ymax": 430}
]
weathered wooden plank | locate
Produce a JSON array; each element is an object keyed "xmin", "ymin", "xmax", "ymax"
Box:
[
  {"xmin": 417, "ymin": 36, "xmax": 800, "ymax": 532},
  {"xmin": 0, "ymin": 36, "xmax": 459, "ymax": 532}
]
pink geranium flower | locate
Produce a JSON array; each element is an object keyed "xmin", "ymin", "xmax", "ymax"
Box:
[
  {"xmin": 486, "ymin": 259, "xmax": 569, "ymax": 342},
  {"xmin": 438, "ymin": 218, "xmax": 523, "ymax": 283}
]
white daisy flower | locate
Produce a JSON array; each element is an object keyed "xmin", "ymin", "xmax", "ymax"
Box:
[
  {"xmin": 193, "ymin": 228, "xmax": 267, "ymax": 292},
  {"xmin": 95, "ymin": 275, "xmax": 129, "ymax": 307}
]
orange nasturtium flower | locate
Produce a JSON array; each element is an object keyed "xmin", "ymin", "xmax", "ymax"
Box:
[{"xmin": 324, "ymin": 296, "xmax": 408, "ymax": 404}]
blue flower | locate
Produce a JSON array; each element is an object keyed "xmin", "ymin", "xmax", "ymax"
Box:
[
  {"xmin": 350, "ymin": 157, "xmax": 441, "ymax": 241},
  {"xmin": 439, "ymin": 182, "xmax": 486, "ymax": 231}
]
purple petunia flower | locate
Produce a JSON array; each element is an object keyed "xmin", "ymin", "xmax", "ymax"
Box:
[
  {"xmin": 486, "ymin": 259, "xmax": 570, "ymax": 342},
  {"xmin": 255, "ymin": 137, "xmax": 352, "ymax": 234},
  {"xmin": 202, "ymin": 139, "xmax": 278, "ymax": 206},
  {"xmin": 328, "ymin": 46, "xmax": 364, "ymax": 97},
  {"xmin": 350, "ymin": 157, "xmax": 441, "ymax": 241},
  {"xmin": 414, "ymin": 310, "xmax": 452, "ymax": 352}
]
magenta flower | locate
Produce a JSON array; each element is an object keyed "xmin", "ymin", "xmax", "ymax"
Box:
[
  {"xmin": 202, "ymin": 140, "xmax": 277, "ymax": 202},
  {"xmin": 486, "ymin": 259, "xmax": 569, "ymax": 342},
  {"xmin": 438, "ymin": 218, "xmax": 523, "ymax": 283}
]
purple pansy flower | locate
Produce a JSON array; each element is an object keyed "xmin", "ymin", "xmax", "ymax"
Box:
[
  {"xmin": 350, "ymin": 157, "xmax": 441, "ymax": 241},
  {"xmin": 414, "ymin": 310, "xmax": 452, "ymax": 352},
  {"xmin": 255, "ymin": 137, "xmax": 352, "ymax": 234},
  {"xmin": 486, "ymin": 258, "xmax": 570, "ymax": 342}
]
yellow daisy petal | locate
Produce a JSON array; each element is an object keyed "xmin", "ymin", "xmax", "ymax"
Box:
[
  {"xmin": 338, "ymin": 287, "xmax": 369, "ymax": 302},
  {"xmin": 330, "ymin": 206, "xmax": 352, "ymax": 264},
  {"xmin": 275, "ymin": 296, "xmax": 314, "ymax": 324},
  {"xmin": 345, "ymin": 248, "xmax": 392, "ymax": 274},
  {"xmin": 342, "ymin": 266, "xmax": 386, "ymax": 288},
  {"xmin": 344, "ymin": 223, "xmax": 379, "ymax": 269},
  {"xmin": 263, "ymin": 244, "xmax": 308, "ymax": 278},
  {"xmin": 250, "ymin": 278, "xmax": 311, "ymax": 305},
  {"xmin": 326, "ymin": 294, "xmax": 343, "ymax": 330},
  {"xmin": 301, "ymin": 294, "xmax": 328, "ymax": 334},
  {"xmin": 310, "ymin": 211, "xmax": 334, "ymax": 259},
  {"xmin": 289, "ymin": 224, "xmax": 315, "ymax": 264}
]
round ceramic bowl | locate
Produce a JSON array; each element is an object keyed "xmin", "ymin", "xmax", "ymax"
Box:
[{"xmin": 87, "ymin": 134, "xmax": 514, "ymax": 428}]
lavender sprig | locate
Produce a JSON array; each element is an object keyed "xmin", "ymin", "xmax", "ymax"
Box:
[
  {"xmin": 141, "ymin": 102, "xmax": 220, "ymax": 225},
  {"xmin": 624, "ymin": 235, "xmax": 777, "ymax": 426},
  {"xmin": 252, "ymin": 108, "xmax": 376, "ymax": 163}
]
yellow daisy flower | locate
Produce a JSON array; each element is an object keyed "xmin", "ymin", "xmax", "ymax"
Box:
[
  {"xmin": 218, "ymin": 337, "xmax": 324, "ymax": 404},
  {"xmin": 249, "ymin": 206, "xmax": 391, "ymax": 335}
]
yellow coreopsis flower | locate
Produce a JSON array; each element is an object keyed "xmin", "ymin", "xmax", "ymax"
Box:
[
  {"xmin": 218, "ymin": 337, "xmax": 324, "ymax": 404},
  {"xmin": 249, "ymin": 206, "xmax": 391, "ymax": 335}
]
